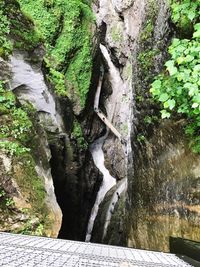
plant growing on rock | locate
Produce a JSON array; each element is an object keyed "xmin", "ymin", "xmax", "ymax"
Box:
[
  {"xmin": 18, "ymin": 0, "xmax": 94, "ymax": 108},
  {"xmin": 150, "ymin": 0, "xmax": 200, "ymax": 153},
  {"xmin": 0, "ymin": 5, "xmax": 13, "ymax": 57}
]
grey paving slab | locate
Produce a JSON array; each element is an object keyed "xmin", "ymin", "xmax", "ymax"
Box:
[{"xmin": 0, "ymin": 232, "xmax": 192, "ymax": 267}]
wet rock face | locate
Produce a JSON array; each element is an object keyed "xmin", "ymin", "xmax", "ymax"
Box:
[
  {"xmin": 111, "ymin": 0, "xmax": 135, "ymax": 12},
  {"xmin": 91, "ymin": 0, "xmax": 199, "ymax": 250},
  {"xmin": 0, "ymin": 57, "xmax": 62, "ymax": 237},
  {"xmin": 50, "ymin": 136, "xmax": 102, "ymax": 241},
  {"xmin": 128, "ymin": 121, "xmax": 200, "ymax": 252},
  {"xmin": 8, "ymin": 49, "xmax": 101, "ymax": 241}
]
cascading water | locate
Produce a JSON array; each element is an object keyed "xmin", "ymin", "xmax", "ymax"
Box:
[
  {"xmin": 85, "ymin": 44, "xmax": 131, "ymax": 242},
  {"xmin": 85, "ymin": 134, "xmax": 116, "ymax": 242}
]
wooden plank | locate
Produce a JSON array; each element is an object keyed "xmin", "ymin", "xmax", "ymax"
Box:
[
  {"xmin": 94, "ymin": 66, "xmax": 122, "ymax": 141},
  {"xmin": 95, "ymin": 108, "xmax": 121, "ymax": 140}
]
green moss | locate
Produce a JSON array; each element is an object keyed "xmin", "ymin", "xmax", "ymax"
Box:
[
  {"xmin": 11, "ymin": 153, "xmax": 50, "ymax": 236},
  {"xmin": 111, "ymin": 25, "xmax": 123, "ymax": 43},
  {"xmin": 0, "ymin": 82, "xmax": 33, "ymax": 155},
  {"xmin": 0, "ymin": 80, "xmax": 53, "ymax": 235},
  {"xmin": 140, "ymin": 20, "xmax": 154, "ymax": 43},
  {"xmin": 72, "ymin": 120, "xmax": 87, "ymax": 149},
  {"xmin": 137, "ymin": 0, "xmax": 160, "ymax": 78},
  {"xmin": 13, "ymin": 154, "xmax": 47, "ymax": 215},
  {"xmin": 123, "ymin": 62, "xmax": 132, "ymax": 81},
  {"xmin": 18, "ymin": 0, "xmax": 94, "ymax": 107},
  {"xmin": 138, "ymin": 49, "xmax": 159, "ymax": 76},
  {"xmin": 0, "ymin": 0, "xmax": 43, "ymax": 54},
  {"xmin": 0, "ymin": 3, "xmax": 13, "ymax": 57}
]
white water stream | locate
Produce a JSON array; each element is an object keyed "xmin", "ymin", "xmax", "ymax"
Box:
[
  {"xmin": 85, "ymin": 134, "xmax": 116, "ymax": 242},
  {"xmin": 85, "ymin": 44, "xmax": 130, "ymax": 242}
]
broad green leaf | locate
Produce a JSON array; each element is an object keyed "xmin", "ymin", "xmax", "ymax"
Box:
[
  {"xmin": 192, "ymin": 103, "xmax": 199, "ymax": 108},
  {"xmin": 188, "ymin": 10, "xmax": 196, "ymax": 21},
  {"xmin": 177, "ymin": 57, "xmax": 184, "ymax": 65},
  {"xmin": 165, "ymin": 60, "xmax": 174, "ymax": 68},
  {"xmin": 161, "ymin": 110, "xmax": 171, "ymax": 119},
  {"xmin": 168, "ymin": 99, "xmax": 176, "ymax": 110},
  {"xmin": 193, "ymin": 94, "xmax": 200, "ymax": 104},
  {"xmin": 185, "ymin": 55, "xmax": 194, "ymax": 62},
  {"xmin": 152, "ymin": 79, "xmax": 162, "ymax": 89},
  {"xmin": 165, "ymin": 60, "xmax": 177, "ymax": 75},
  {"xmin": 0, "ymin": 96, "xmax": 5, "ymax": 102},
  {"xmin": 169, "ymin": 66, "xmax": 178, "ymax": 76},
  {"xmin": 188, "ymin": 84, "xmax": 199, "ymax": 96},
  {"xmin": 159, "ymin": 93, "xmax": 169, "ymax": 102},
  {"xmin": 193, "ymin": 30, "xmax": 200, "ymax": 38},
  {"xmin": 164, "ymin": 101, "xmax": 169, "ymax": 109}
]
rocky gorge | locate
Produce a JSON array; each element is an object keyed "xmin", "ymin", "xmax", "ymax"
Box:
[{"xmin": 0, "ymin": 0, "xmax": 199, "ymax": 253}]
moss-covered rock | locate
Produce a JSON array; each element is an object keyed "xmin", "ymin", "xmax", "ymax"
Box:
[
  {"xmin": 18, "ymin": 0, "xmax": 94, "ymax": 112},
  {"xmin": 0, "ymin": 56, "xmax": 62, "ymax": 237}
]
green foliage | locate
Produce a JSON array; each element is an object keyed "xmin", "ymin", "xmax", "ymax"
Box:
[
  {"xmin": 140, "ymin": 19, "xmax": 154, "ymax": 42},
  {"xmin": 14, "ymin": 153, "xmax": 47, "ymax": 214},
  {"xmin": 47, "ymin": 66, "xmax": 66, "ymax": 96},
  {"xmin": 5, "ymin": 197, "xmax": 15, "ymax": 207},
  {"xmin": 137, "ymin": 134, "xmax": 146, "ymax": 142},
  {"xmin": 111, "ymin": 26, "xmax": 123, "ymax": 42},
  {"xmin": 138, "ymin": 49, "xmax": 159, "ymax": 75},
  {"xmin": 0, "ymin": 141, "xmax": 30, "ymax": 156},
  {"xmin": 0, "ymin": 188, "xmax": 14, "ymax": 208},
  {"xmin": 18, "ymin": 0, "xmax": 94, "ymax": 107},
  {"xmin": 150, "ymin": 0, "xmax": 200, "ymax": 153},
  {"xmin": 0, "ymin": 81, "xmax": 33, "ymax": 155},
  {"xmin": 0, "ymin": 189, "xmax": 6, "ymax": 198},
  {"xmin": 170, "ymin": 0, "xmax": 200, "ymax": 35},
  {"xmin": 143, "ymin": 115, "xmax": 158, "ymax": 125},
  {"xmin": 0, "ymin": 0, "xmax": 42, "ymax": 54},
  {"xmin": 72, "ymin": 120, "xmax": 87, "ymax": 149},
  {"xmin": 19, "ymin": 220, "xmax": 44, "ymax": 236},
  {"xmin": 0, "ymin": 3, "xmax": 13, "ymax": 57}
]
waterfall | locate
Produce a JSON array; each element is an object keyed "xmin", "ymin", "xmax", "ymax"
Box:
[
  {"xmin": 99, "ymin": 44, "xmax": 124, "ymax": 122},
  {"xmin": 85, "ymin": 134, "xmax": 116, "ymax": 242},
  {"xmin": 85, "ymin": 44, "xmax": 131, "ymax": 242}
]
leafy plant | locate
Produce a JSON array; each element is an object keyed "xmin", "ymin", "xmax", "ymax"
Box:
[
  {"xmin": 0, "ymin": 189, "xmax": 6, "ymax": 198},
  {"xmin": 0, "ymin": 4, "xmax": 13, "ymax": 57},
  {"xmin": 72, "ymin": 120, "xmax": 87, "ymax": 149},
  {"xmin": 0, "ymin": 188, "xmax": 14, "ymax": 208},
  {"xmin": 0, "ymin": 81, "xmax": 33, "ymax": 155},
  {"xmin": 5, "ymin": 197, "xmax": 14, "ymax": 207},
  {"xmin": 150, "ymin": 0, "xmax": 200, "ymax": 152},
  {"xmin": 170, "ymin": 0, "xmax": 200, "ymax": 34},
  {"xmin": 137, "ymin": 134, "xmax": 146, "ymax": 142},
  {"xmin": 0, "ymin": 141, "xmax": 30, "ymax": 156}
]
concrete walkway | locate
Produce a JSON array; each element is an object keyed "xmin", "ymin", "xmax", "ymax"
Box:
[{"xmin": 0, "ymin": 232, "xmax": 191, "ymax": 266}]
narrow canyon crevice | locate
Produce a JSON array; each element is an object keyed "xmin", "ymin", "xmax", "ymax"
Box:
[{"xmin": 1, "ymin": 0, "xmax": 199, "ymax": 255}]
